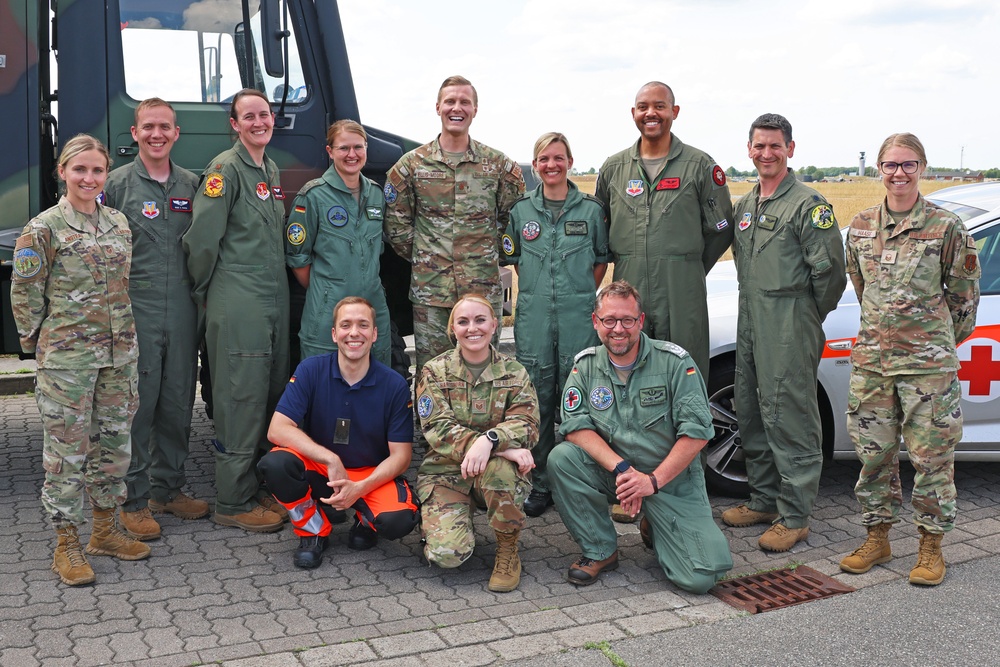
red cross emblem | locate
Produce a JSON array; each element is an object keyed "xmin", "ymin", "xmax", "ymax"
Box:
[
  {"xmin": 957, "ymin": 332, "xmax": 1000, "ymax": 403},
  {"xmin": 564, "ymin": 387, "xmax": 582, "ymax": 412}
]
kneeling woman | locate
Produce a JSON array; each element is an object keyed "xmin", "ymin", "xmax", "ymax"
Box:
[{"xmin": 416, "ymin": 294, "xmax": 540, "ymax": 592}]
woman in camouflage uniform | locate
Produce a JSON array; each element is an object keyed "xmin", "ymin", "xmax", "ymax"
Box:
[
  {"xmin": 840, "ymin": 133, "xmax": 980, "ymax": 586},
  {"xmin": 10, "ymin": 135, "xmax": 149, "ymax": 587},
  {"xmin": 415, "ymin": 295, "xmax": 539, "ymax": 592}
]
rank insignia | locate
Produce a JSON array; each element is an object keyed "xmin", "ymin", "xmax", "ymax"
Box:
[
  {"xmin": 12, "ymin": 248, "xmax": 41, "ymax": 278},
  {"xmin": 472, "ymin": 399, "xmax": 487, "ymax": 413},
  {"xmin": 626, "ymin": 180, "xmax": 644, "ymax": 197},
  {"xmin": 522, "ymin": 221, "xmax": 541, "ymax": 241},
  {"xmin": 169, "ymin": 198, "xmax": 192, "ymax": 212},
  {"xmin": 141, "ymin": 201, "xmax": 159, "ymax": 219},
  {"xmin": 383, "ymin": 182, "xmax": 397, "ymax": 204},
  {"xmin": 739, "ymin": 212, "xmax": 752, "ymax": 231},
  {"xmin": 256, "ymin": 182, "xmax": 271, "ymax": 200},
  {"xmin": 590, "ymin": 386, "xmax": 613, "ymax": 411},
  {"xmin": 563, "ymin": 387, "xmax": 582, "ymax": 412},
  {"xmin": 502, "ymin": 234, "xmax": 515, "ymax": 256},
  {"xmin": 810, "ymin": 204, "xmax": 835, "ymax": 229},
  {"xmin": 204, "ymin": 173, "xmax": 224, "ymax": 197},
  {"xmin": 712, "ymin": 165, "xmax": 726, "ymax": 186},
  {"xmin": 417, "ymin": 395, "xmax": 433, "ymax": 419},
  {"xmin": 328, "ymin": 205, "xmax": 348, "ymax": 227},
  {"xmin": 286, "ymin": 222, "xmax": 306, "ymax": 246}
]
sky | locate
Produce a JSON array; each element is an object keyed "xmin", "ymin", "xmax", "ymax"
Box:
[{"xmin": 339, "ymin": 0, "xmax": 998, "ymax": 173}]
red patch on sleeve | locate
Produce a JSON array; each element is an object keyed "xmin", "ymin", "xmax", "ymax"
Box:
[{"xmin": 712, "ymin": 165, "xmax": 726, "ymax": 186}]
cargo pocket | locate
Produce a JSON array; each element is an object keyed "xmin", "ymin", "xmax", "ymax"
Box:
[{"xmin": 228, "ymin": 350, "xmax": 272, "ymax": 406}]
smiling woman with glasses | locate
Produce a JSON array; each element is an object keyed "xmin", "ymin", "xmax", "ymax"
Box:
[{"xmin": 840, "ymin": 132, "xmax": 981, "ymax": 586}]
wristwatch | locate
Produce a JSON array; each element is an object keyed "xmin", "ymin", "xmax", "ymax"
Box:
[
  {"xmin": 486, "ymin": 429, "xmax": 500, "ymax": 452},
  {"xmin": 613, "ymin": 460, "xmax": 631, "ymax": 475}
]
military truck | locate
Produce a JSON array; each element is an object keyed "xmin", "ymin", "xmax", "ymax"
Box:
[{"xmin": 0, "ymin": 0, "xmax": 419, "ymax": 366}]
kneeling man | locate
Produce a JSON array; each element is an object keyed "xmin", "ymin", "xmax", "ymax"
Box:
[
  {"xmin": 259, "ymin": 297, "xmax": 418, "ymax": 568},
  {"xmin": 549, "ymin": 281, "xmax": 732, "ymax": 594}
]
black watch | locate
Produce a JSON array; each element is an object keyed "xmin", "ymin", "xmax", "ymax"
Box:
[
  {"xmin": 486, "ymin": 429, "xmax": 500, "ymax": 452},
  {"xmin": 613, "ymin": 460, "xmax": 631, "ymax": 475}
]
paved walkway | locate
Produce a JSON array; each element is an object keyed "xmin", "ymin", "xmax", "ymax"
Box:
[{"xmin": 1, "ymin": 389, "xmax": 998, "ymax": 667}]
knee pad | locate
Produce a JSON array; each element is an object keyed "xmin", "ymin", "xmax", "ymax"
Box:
[
  {"xmin": 257, "ymin": 450, "xmax": 305, "ymax": 502},
  {"xmin": 374, "ymin": 509, "xmax": 419, "ymax": 541},
  {"xmin": 424, "ymin": 543, "xmax": 472, "ymax": 569}
]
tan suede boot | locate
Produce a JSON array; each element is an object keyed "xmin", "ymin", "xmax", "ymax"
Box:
[
  {"xmin": 840, "ymin": 523, "xmax": 892, "ymax": 574},
  {"xmin": 52, "ymin": 525, "xmax": 96, "ymax": 586},
  {"xmin": 86, "ymin": 507, "xmax": 151, "ymax": 560},
  {"xmin": 488, "ymin": 530, "xmax": 521, "ymax": 593},
  {"xmin": 910, "ymin": 526, "xmax": 946, "ymax": 586},
  {"xmin": 120, "ymin": 507, "xmax": 162, "ymax": 540}
]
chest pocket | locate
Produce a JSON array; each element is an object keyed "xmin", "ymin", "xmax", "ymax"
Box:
[{"xmin": 904, "ymin": 232, "xmax": 945, "ymax": 294}]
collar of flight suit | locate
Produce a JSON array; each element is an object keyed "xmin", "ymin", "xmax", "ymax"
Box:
[{"xmin": 525, "ymin": 178, "xmax": 585, "ymax": 211}]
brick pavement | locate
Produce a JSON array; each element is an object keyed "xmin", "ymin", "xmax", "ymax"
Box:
[{"xmin": 1, "ymin": 390, "xmax": 998, "ymax": 667}]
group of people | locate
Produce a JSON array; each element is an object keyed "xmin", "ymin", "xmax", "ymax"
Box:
[{"xmin": 9, "ymin": 74, "xmax": 980, "ymax": 594}]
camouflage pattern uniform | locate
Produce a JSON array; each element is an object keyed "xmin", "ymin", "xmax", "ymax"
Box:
[
  {"xmin": 501, "ymin": 180, "xmax": 610, "ymax": 494},
  {"xmin": 549, "ymin": 333, "xmax": 733, "ymax": 594},
  {"xmin": 10, "ymin": 197, "xmax": 139, "ymax": 528},
  {"xmin": 846, "ymin": 195, "xmax": 980, "ymax": 533},
  {"xmin": 103, "ymin": 158, "xmax": 200, "ymax": 512},
  {"xmin": 732, "ymin": 170, "xmax": 847, "ymax": 528},
  {"xmin": 183, "ymin": 141, "xmax": 290, "ymax": 516},
  {"xmin": 415, "ymin": 346, "xmax": 539, "ymax": 567},
  {"xmin": 595, "ymin": 135, "xmax": 734, "ymax": 377},
  {"xmin": 384, "ymin": 137, "xmax": 525, "ymax": 373},
  {"xmin": 285, "ymin": 165, "xmax": 391, "ymax": 364}
]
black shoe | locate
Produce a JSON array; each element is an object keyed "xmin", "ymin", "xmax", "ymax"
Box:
[
  {"xmin": 348, "ymin": 520, "xmax": 377, "ymax": 551},
  {"xmin": 523, "ymin": 490, "xmax": 554, "ymax": 517},
  {"xmin": 293, "ymin": 534, "xmax": 328, "ymax": 569}
]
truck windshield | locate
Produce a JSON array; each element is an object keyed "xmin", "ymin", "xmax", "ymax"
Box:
[{"xmin": 119, "ymin": 0, "xmax": 308, "ymax": 105}]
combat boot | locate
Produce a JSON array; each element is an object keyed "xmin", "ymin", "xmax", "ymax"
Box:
[
  {"xmin": 52, "ymin": 526, "xmax": 95, "ymax": 586},
  {"xmin": 86, "ymin": 507, "xmax": 151, "ymax": 560},
  {"xmin": 488, "ymin": 530, "xmax": 521, "ymax": 593},
  {"xmin": 840, "ymin": 523, "xmax": 892, "ymax": 574},
  {"xmin": 910, "ymin": 526, "xmax": 946, "ymax": 586},
  {"xmin": 120, "ymin": 507, "xmax": 162, "ymax": 540}
]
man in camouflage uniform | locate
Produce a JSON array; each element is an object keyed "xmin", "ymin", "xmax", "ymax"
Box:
[
  {"xmin": 595, "ymin": 81, "xmax": 734, "ymax": 380},
  {"xmin": 415, "ymin": 316, "xmax": 539, "ymax": 592},
  {"xmin": 103, "ymin": 98, "xmax": 208, "ymax": 540},
  {"xmin": 840, "ymin": 133, "xmax": 980, "ymax": 586},
  {"xmin": 383, "ymin": 75, "xmax": 525, "ymax": 375},
  {"xmin": 549, "ymin": 281, "xmax": 732, "ymax": 594},
  {"xmin": 721, "ymin": 114, "xmax": 847, "ymax": 553}
]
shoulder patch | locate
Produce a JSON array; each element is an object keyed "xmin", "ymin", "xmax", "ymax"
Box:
[
  {"xmin": 574, "ymin": 346, "xmax": 598, "ymax": 362},
  {"xmin": 502, "ymin": 234, "xmax": 515, "ymax": 256},
  {"xmin": 203, "ymin": 173, "xmax": 225, "ymax": 198},
  {"xmin": 652, "ymin": 340, "xmax": 688, "ymax": 358},
  {"xmin": 286, "ymin": 222, "xmax": 306, "ymax": 246},
  {"xmin": 712, "ymin": 164, "xmax": 726, "ymax": 187},
  {"xmin": 383, "ymin": 181, "xmax": 398, "ymax": 204},
  {"xmin": 417, "ymin": 394, "xmax": 434, "ymax": 419},
  {"xmin": 810, "ymin": 204, "xmax": 836, "ymax": 230},
  {"xmin": 12, "ymin": 247, "xmax": 42, "ymax": 279}
]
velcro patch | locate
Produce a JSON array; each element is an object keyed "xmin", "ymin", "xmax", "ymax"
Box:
[
  {"xmin": 810, "ymin": 204, "xmax": 835, "ymax": 230},
  {"xmin": 639, "ymin": 387, "xmax": 666, "ymax": 407}
]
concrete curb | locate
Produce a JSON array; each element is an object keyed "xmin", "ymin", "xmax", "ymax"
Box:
[{"xmin": 0, "ymin": 372, "xmax": 34, "ymax": 394}]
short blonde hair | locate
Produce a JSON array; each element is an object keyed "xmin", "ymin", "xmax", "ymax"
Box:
[
  {"xmin": 437, "ymin": 75, "xmax": 477, "ymax": 106},
  {"xmin": 447, "ymin": 293, "xmax": 495, "ymax": 339}
]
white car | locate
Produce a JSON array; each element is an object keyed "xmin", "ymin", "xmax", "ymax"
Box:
[{"xmin": 703, "ymin": 182, "xmax": 1000, "ymax": 496}]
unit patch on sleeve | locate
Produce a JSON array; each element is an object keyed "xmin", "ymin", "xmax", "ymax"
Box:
[
  {"xmin": 203, "ymin": 173, "xmax": 225, "ymax": 197},
  {"xmin": 383, "ymin": 182, "xmax": 397, "ymax": 204},
  {"xmin": 563, "ymin": 386, "xmax": 583, "ymax": 412},
  {"xmin": 12, "ymin": 247, "xmax": 42, "ymax": 278},
  {"xmin": 286, "ymin": 222, "xmax": 306, "ymax": 246},
  {"xmin": 712, "ymin": 165, "xmax": 726, "ymax": 186},
  {"xmin": 810, "ymin": 204, "xmax": 836, "ymax": 229},
  {"xmin": 417, "ymin": 394, "xmax": 434, "ymax": 419},
  {"xmin": 502, "ymin": 234, "xmax": 515, "ymax": 256}
]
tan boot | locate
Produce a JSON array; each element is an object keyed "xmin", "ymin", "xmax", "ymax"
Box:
[
  {"xmin": 52, "ymin": 526, "xmax": 95, "ymax": 586},
  {"xmin": 840, "ymin": 523, "xmax": 892, "ymax": 574},
  {"xmin": 910, "ymin": 526, "xmax": 946, "ymax": 586},
  {"xmin": 86, "ymin": 507, "xmax": 151, "ymax": 561},
  {"xmin": 149, "ymin": 492, "xmax": 209, "ymax": 520},
  {"xmin": 120, "ymin": 507, "xmax": 162, "ymax": 540},
  {"xmin": 488, "ymin": 530, "xmax": 522, "ymax": 593}
]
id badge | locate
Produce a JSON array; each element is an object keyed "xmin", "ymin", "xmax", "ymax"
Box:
[{"xmin": 333, "ymin": 418, "xmax": 351, "ymax": 445}]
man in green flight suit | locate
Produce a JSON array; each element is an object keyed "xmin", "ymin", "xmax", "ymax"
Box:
[
  {"xmin": 721, "ymin": 114, "xmax": 847, "ymax": 552},
  {"xmin": 104, "ymin": 99, "xmax": 209, "ymax": 541},
  {"xmin": 595, "ymin": 81, "xmax": 734, "ymax": 381},
  {"xmin": 548, "ymin": 281, "xmax": 733, "ymax": 594}
]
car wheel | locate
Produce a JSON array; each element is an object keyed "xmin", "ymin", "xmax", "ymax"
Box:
[{"xmin": 703, "ymin": 356, "xmax": 749, "ymax": 497}]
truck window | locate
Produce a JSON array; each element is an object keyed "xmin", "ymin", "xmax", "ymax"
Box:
[{"xmin": 119, "ymin": 0, "xmax": 308, "ymax": 105}]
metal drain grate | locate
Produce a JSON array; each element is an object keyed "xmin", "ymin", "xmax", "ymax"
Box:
[{"xmin": 711, "ymin": 566, "xmax": 855, "ymax": 614}]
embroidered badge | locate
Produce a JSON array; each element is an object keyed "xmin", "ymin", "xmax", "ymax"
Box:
[
  {"xmin": 810, "ymin": 204, "xmax": 835, "ymax": 229},
  {"xmin": 294, "ymin": 204, "xmax": 306, "ymax": 214},
  {"xmin": 758, "ymin": 214, "xmax": 777, "ymax": 231},
  {"xmin": 655, "ymin": 177, "xmax": 680, "ymax": 190},
  {"xmin": 12, "ymin": 248, "xmax": 41, "ymax": 278},
  {"xmin": 286, "ymin": 222, "xmax": 306, "ymax": 246},
  {"xmin": 639, "ymin": 387, "xmax": 666, "ymax": 407},
  {"xmin": 256, "ymin": 182, "xmax": 271, "ymax": 200},
  {"xmin": 204, "ymin": 173, "xmax": 224, "ymax": 197},
  {"xmin": 472, "ymin": 399, "xmax": 487, "ymax": 413},
  {"xmin": 716, "ymin": 219, "xmax": 729, "ymax": 230},
  {"xmin": 328, "ymin": 206, "xmax": 348, "ymax": 227},
  {"xmin": 141, "ymin": 201, "xmax": 159, "ymax": 219},
  {"xmin": 712, "ymin": 165, "xmax": 726, "ymax": 186},
  {"xmin": 502, "ymin": 234, "xmax": 515, "ymax": 256},
  {"xmin": 271, "ymin": 186, "xmax": 285, "ymax": 200},
  {"xmin": 383, "ymin": 182, "xmax": 397, "ymax": 204},
  {"xmin": 366, "ymin": 206, "xmax": 383, "ymax": 220},
  {"xmin": 851, "ymin": 228, "xmax": 876, "ymax": 238},
  {"xmin": 626, "ymin": 180, "xmax": 644, "ymax": 197},
  {"xmin": 686, "ymin": 367, "xmax": 696, "ymax": 376},
  {"xmin": 964, "ymin": 254, "xmax": 978, "ymax": 273},
  {"xmin": 169, "ymin": 198, "xmax": 192, "ymax": 212},
  {"xmin": 563, "ymin": 387, "xmax": 583, "ymax": 412},
  {"xmin": 564, "ymin": 220, "xmax": 588, "ymax": 235},
  {"xmin": 590, "ymin": 386, "xmax": 613, "ymax": 411},
  {"xmin": 522, "ymin": 221, "xmax": 541, "ymax": 241},
  {"xmin": 417, "ymin": 395, "xmax": 434, "ymax": 419},
  {"xmin": 739, "ymin": 212, "xmax": 752, "ymax": 231}
]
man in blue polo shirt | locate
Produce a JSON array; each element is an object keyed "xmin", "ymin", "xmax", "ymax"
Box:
[{"xmin": 258, "ymin": 297, "xmax": 418, "ymax": 569}]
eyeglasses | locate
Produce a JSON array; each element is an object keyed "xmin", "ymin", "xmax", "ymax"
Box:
[
  {"xmin": 879, "ymin": 160, "xmax": 921, "ymax": 175},
  {"xmin": 332, "ymin": 144, "xmax": 366, "ymax": 154},
  {"xmin": 597, "ymin": 316, "xmax": 639, "ymax": 329}
]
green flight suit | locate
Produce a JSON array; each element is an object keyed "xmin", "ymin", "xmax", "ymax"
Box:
[
  {"xmin": 285, "ymin": 166, "xmax": 391, "ymax": 364},
  {"xmin": 595, "ymin": 135, "xmax": 734, "ymax": 377},
  {"xmin": 732, "ymin": 170, "xmax": 847, "ymax": 528},
  {"xmin": 549, "ymin": 333, "xmax": 733, "ymax": 594},
  {"xmin": 104, "ymin": 158, "xmax": 200, "ymax": 511},
  {"xmin": 501, "ymin": 181, "xmax": 609, "ymax": 493},
  {"xmin": 183, "ymin": 141, "xmax": 290, "ymax": 516}
]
